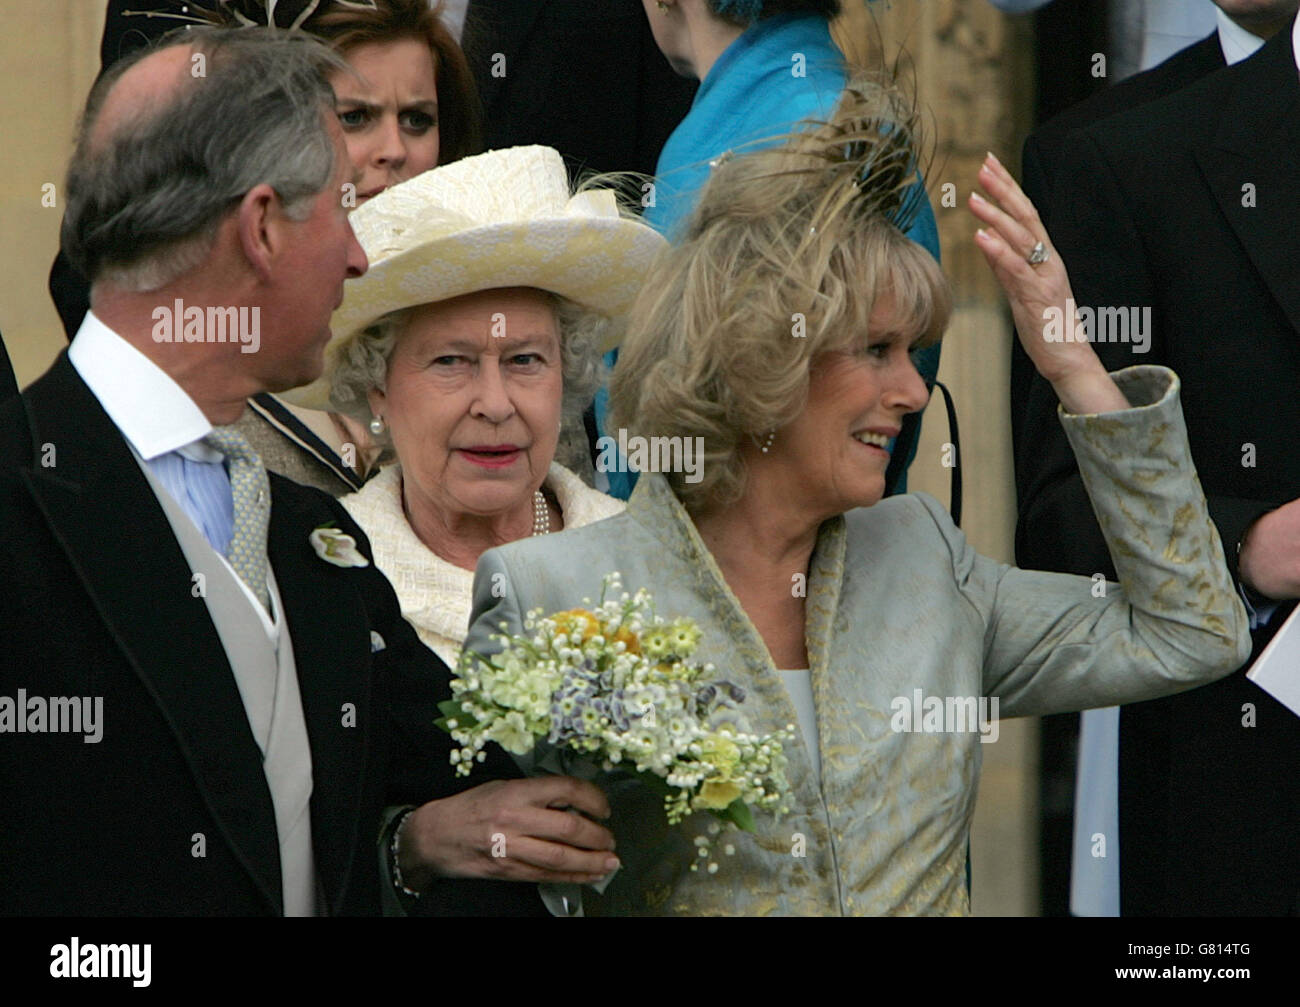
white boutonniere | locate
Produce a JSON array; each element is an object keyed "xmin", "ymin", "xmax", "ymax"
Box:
[{"xmin": 310, "ymin": 523, "xmax": 369, "ymax": 568}]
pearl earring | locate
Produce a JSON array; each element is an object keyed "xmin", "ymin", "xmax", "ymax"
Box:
[
  {"xmin": 760, "ymin": 430, "xmax": 775, "ymax": 454},
  {"xmin": 369, "ymin": 415, "xmax": 387, "ymax": 435}
]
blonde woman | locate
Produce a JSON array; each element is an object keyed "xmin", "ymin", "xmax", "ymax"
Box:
[{"xmin": 462, "ymin": 82, "xmax": 1251, "ymax": 915}]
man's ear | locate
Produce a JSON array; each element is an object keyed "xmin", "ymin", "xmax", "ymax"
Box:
[{"xmin": 236, "ymin": 183, "xmax": 282, "ymax": 284}]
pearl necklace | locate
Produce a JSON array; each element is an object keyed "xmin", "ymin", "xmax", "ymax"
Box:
[{"xmin": 532, "ymin": 489, "xmax": 550, "ymax": 536}]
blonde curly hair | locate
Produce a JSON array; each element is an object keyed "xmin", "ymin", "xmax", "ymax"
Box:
[{"xmin": 609, "ymin": 77, "xmax": 951, "ymax": 511}]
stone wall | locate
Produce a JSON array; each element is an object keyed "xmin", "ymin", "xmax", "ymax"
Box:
[{"xmin": 1, "ymin": 0, "xmax": 104, "ymax": 384}]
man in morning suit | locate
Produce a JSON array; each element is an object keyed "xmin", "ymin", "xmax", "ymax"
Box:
[
  {"xmin": 0, "ymin": 331, "xmax": 16, "ymax": 403},
  {"xmin": 1009, "ymin": 16, "xmax": 1226, "ymax": 454},
  {"xmin": 1013, "ymin": 6, "xmax": 1300, "ymax": 915},
  {"xmin": 1014, "ymin": 0, "xmax": 1298, "ymax": 917},
  {"xmin": 0, "ymin": 27, "xmax": 616, "ymax": 916}
]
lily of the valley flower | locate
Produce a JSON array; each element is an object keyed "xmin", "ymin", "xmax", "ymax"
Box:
[{"xmin": 310, "ymin": 524, "xmax": 369, "ymax": 568}]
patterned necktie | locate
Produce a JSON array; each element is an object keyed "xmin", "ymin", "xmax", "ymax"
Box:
[{"xmin": 204, "ymin": 426, "xmax": 271, "ymax": 612}]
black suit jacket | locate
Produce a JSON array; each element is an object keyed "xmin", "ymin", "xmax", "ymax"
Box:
[
  {"xmin": 0, "ymin": 353, "xmax": 538, "ymax": 915},
  {"xmin": 463, "ymin": 0, "xmax": 696, "ymax": 180},
  {"xmin": 1009, "ymin": 32, "xmax": 1227, "ymax": 454},
  {"xmin": 0, "ymin": 330, "xmax": 17, "ymax": 402},
  {"xmin": 1013, "ymin": 22, "xmax": 1300, "ymax": 915}
]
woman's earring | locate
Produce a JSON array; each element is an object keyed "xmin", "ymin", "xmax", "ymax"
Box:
[
  {"xmin": 656, "ymin": 0, "xmax": 670, "ymax": 11},
  {"xmin": 760, "ymin": 430, "xmax": 775, "ymax": 454},
  {"xmin": 368, "ymin": 415, "xmax": 387, "ymax": 436}
]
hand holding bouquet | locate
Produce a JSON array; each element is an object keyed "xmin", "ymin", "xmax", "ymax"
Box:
[{"xmin": 438, "ymin": 573, "xmax": 792, "ymax": 874}]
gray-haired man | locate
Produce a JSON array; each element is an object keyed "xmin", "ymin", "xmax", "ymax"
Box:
[{"xmin": 0, "ymin": 26, "xmax": 615, "ymax": 916}]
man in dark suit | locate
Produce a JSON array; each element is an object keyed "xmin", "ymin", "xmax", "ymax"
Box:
[
  {"xmin": 1014, "ymin": 7, "xmax": 1300, "ymax": 914},
  {"xmin": 1010, "ymin": 27, "xmax": 1226, "ymax": 452},
  {"xmin": 2, "ymin": 26, "xmax": 615, "ymax": 916},
  {"xmin": 1013, "ymin": 16, "xmax": 1230, "ymax": 919},
  {"xmin": 0, "ymin": 331, "xmax": 16, "ymax": 402},
  {"xmin": 1015, "ymin": 6, "xmax": 1234, "ymax": 918}
]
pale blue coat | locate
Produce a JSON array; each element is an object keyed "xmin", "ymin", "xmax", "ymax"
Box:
[{"xmin": 466, "ymin": 367, "xmax": 1249, "ymax": 915}]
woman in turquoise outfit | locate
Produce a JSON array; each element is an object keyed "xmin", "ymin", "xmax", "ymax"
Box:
[
  {"xmin": 598, "ymin": 0, "xmax": 941, "ymax": 498},
  {"xmin": 464, "ymin": 81, "xmax": 1251, "ymax": 915}
]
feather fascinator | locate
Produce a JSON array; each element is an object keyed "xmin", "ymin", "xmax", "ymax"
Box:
[
  {"xmin": 686, "ymin": 74, "xmax": 933, "ymax": 248},
  {"xmin": 120, "ymin": 1, "xmax": 379, "ymax": 31}
]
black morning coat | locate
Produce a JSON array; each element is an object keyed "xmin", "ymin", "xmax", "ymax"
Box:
[
  {"xmin": 0, "ymin": 352, "xmax": 542, "ymax": 916},
  {"xmin": 1013, "ymin": 19, "xmax": 1300, "ymax": 915}
]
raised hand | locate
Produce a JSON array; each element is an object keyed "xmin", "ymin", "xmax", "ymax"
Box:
[{"xmin": 968, "ymin": 152, "xmax": 1129, "ymax": 415}]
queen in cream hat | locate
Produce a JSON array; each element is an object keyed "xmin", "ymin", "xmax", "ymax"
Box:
[
  {"xmin": 285, "ymin": 144, "xmax": 665, "ymax": 411},
  {"xmin": 310, "ymin": 145, "xmax": 665, "ymax": 669}
]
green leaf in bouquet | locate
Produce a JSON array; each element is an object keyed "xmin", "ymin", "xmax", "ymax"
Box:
[
  {"xmin": 435, "ymin": 698, "xmax": 479, "ymax": 734},
  {"xmin": 715, "ymin": 798, "xmax": 756, "ymax": 832}
]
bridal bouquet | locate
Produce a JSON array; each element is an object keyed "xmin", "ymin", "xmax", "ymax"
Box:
[{"xmin": 437, "ymin": 573, "xmax": 792, "ymax": 871}]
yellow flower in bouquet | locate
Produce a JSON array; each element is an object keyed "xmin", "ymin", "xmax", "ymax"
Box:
[
  {"xmin": 696, "ymin": 779, "xmax": 744, "ymax": 811},
  {"xmin": 698, "ymin": 732, "xmax": 742, "ymax": 774},
  {"xmin": 694, "ymin": 732, "xmax": 744, "ymax": 810},
  {"xmin": 609, "ymin": 623, "xmax": 641, "ymax": 655},
  {"xmin": 551, "ymin": 609, "xmax": 600, "ymax": 643},
  {"xmin": 439, "ymin": 573, "xmax": 793, "ymax": 877}
]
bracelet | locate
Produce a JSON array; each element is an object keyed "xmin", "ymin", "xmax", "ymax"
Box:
[
  {"xmin": 389, "ymin": 807, "xmax": 422, "ymax": 899},
  {"xmin": 1236, "ymin": 537, "xmax": 1265, "ymax": 604}
]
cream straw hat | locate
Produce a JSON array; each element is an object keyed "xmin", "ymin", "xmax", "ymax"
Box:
[{"xmin": 284, "ymin": 145, "xmax": 667, "ymax": 410}]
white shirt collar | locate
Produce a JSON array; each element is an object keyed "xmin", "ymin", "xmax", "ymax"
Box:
[
  {"xmin": 1216, "ymin": 8, "xmax": 1268, "ymax": 66},
  {"xmin": 68, "ymin": 311, "xmax": 216, "ymax": 462}
]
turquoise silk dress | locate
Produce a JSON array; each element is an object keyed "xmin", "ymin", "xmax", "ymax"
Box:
[{"xmin": 465, "ymin": 367, "xmax": 1249, "ymax": 915}]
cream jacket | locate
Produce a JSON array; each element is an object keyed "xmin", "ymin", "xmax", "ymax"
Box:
[{"xmin": 343, "ymin": 462, "xmax": 624, "ymax": 667}]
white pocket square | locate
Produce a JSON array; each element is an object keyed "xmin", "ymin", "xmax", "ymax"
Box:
[{"xmin": 370, "ymin": 630, "xmax": 386, "ymax": 653}]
